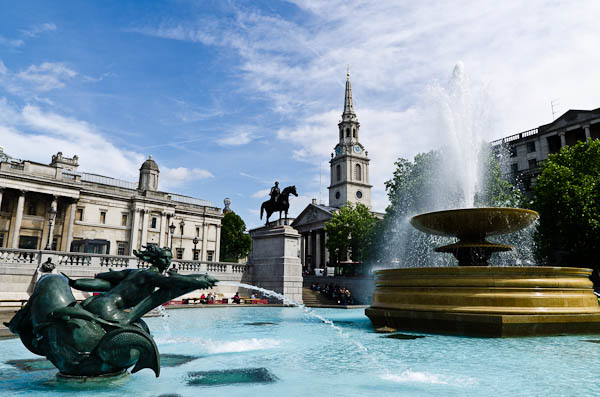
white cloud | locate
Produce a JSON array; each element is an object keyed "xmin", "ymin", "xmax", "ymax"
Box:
[
  {"xmin": 21, "ymin": 23, "xmax": 57, "ymax": 38},
  {"xmin": 251, "ymin": 189, "xmax": 270, "ymax": 198},
  {"xmin": 137, "ymin": 1, "xmax": 600, "ymax": 212},
  {"xmin": 216, "ymin": 130, "xmax": 255, "ymax": 146},
  {"xmin": 17, "ymin": 62, "xmax": 77, "ymax": 91},
  {"xmin": 0, "ymin": 101, "xmax": 214, "ymax": 192},
  {"xmin": 161, "ymin": 167, "xmax": 214, "ymax": 189}
]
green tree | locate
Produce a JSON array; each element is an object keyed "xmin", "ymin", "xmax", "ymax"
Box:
[
  {"xmin": 531, "ymin": 139, "xmax": 600, "ymax": 270},
  {"xmin": 324, "ymin": 202, "xmax": 378, "ymax": 264},
  {"xmin": 219, "ymin": 212, "xmax": 252, "ymax": 262}
]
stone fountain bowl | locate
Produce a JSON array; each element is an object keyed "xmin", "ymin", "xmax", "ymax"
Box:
[{"xmin": 410, "ymin": 207, "xmax": 538, "ymax": 240}]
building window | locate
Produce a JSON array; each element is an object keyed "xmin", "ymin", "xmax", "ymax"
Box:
[
  {"xmin": 511, "ymin": 163, "xmax": 519, "ymax": 173},
  {"xmin": 27, "ymin": 202, "xmax": 36, "ymax": 216},
  {"xmin": 117, "ymin": 241, "xmax": 128, "ymax": 256},
  {"xmin": 151, "ymin": 217, "xmax": 157, "ymax": 229},
  {"xmin": 76, "ymin": 208, "xmax": 84, "ymax": 221},
  {"xmin": 0, "ymin": 232, "xmax": 4, "ymax": 248},
  {"xmin": 352, "ymin": 128, "xmax": 356, "ymax": 138},
  {"xmin": 528, "ymin": 159, "xmax": 538, "ymax": 169},
  {"xmin": 510, "ymin": 147, "xmax": 517, "ymax": 157},
  {"xmin": 121, "ymin": 214, "xmax": 128, "ymax": 226},
  {"xmin": 345, "ymin": 128, "xmax": 350, "ymax": 137},
  {"xmin": 100, "ymin": 211, "xmax": 106, "ymax": 224},
  {"xmin": 176, "ymin": 248, "xmax": 184, "ymax": 260},
  {"xmin": 336, "ymin": 164, "xmax": 341, "ymax": 181},
  {"xmin": 526, "ymin": 142, "xmax": 536, "ymax": 153},
  {"xmin": 207, "ymin": 250, "xmax": 214, "ymax": 261},
  {"xmin": 51, "ymin": 237, "xmax": 58, "ymax": 251},
  {"xmin": 335, "ymin": 191, "xmax": 340, "ymax": 200},
  {"xmin": 355, "ymin": 164, "xmax": 362, "ymax": 181},
  {"xmin": 193, "ymin": 250, "xmax": 199, "ymax": 260},
  {"xmin": 196, "ymin": 226, "xmax": 200, "ymax": 237}
]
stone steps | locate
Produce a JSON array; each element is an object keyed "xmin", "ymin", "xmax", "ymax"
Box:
[{"xmin": 302, "ymin": 288, "xmax": 337, "ymax": 307}]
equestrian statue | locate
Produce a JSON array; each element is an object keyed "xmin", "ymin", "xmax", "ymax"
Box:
[
  {"xmin": 260, "ymin": 182, "xmax": 298, "ymax": 226},
  {"xmin": 4, "ymin": 245, "xmax": 217, "ymax": 378}
]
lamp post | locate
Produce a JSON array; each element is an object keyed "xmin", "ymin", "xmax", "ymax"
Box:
[
  {"xmin": 179, "ymin": 219, "xmax": 185, "ymax": 257},
  {"xmin": 169, "ymin": 222, "xmax": 176, "ymax": 250},
  {"xmin": 193, "ymin": 236, "xmax": 199, "ymax": 261},
  {"xmin": 46, "ymin": 207, "xmax": 57, "ymax": 250}
]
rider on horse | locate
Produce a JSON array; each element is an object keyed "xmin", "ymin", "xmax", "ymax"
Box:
[{"xmin": 269, "ymin": 181, "xmax": 280, "ymax": 204}]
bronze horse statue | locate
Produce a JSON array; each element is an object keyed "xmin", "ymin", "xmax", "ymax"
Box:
[{"xmin": 260, "ymin": 185, "xmax": 298, "ymax": 226}]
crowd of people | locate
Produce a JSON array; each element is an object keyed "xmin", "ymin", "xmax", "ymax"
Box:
[{"xmin": 310, "ymin": 282, "xmax": 355, "ymax": 305}]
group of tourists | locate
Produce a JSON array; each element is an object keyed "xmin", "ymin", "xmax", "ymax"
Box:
[
  {"xmin": 198, "ymin": 292, "xmax": 216, "ymax": 303},
  {"xmin": 310, "ymin": 282, "xmax": 355, "ymax": 305}
]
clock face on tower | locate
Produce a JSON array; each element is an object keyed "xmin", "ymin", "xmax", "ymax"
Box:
[
  {"xmin": 336, "ymin": 146, "xmax": 343, "ymax": 156},
  {"xmin": 353, "ymin": 145, "xmax": 361, "ymax": 154}
]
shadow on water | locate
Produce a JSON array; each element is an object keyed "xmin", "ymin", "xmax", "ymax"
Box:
[{"xmin": 185, "ymin": 368, "xmax": 278, "ymax": 387}]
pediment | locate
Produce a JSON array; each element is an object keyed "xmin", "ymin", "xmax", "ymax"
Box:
[
  {"xmin": 292, "ymin": 204, "xmax": 334, "ymax": 228},
  {"xmin": 540, "ymin": 108, "xmax": 600, "ymax": 133}
]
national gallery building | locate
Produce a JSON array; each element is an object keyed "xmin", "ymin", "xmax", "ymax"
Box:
[{"xmin": 0, "ymin": 149, "xmax": 223, "ymax": 261}]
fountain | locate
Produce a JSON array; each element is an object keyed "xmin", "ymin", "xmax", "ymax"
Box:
[
  {"xmin": 366, "ymin": 207, "xmax": 600, "ymax": 336},
  {"xmin": 366, "ymin": 63, "xmax": 600, "ymax": 336}
]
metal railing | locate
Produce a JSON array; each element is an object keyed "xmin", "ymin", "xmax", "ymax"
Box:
[{"xmin": 491, "ymin": 128, "xmax": 539, "ymax": 146}]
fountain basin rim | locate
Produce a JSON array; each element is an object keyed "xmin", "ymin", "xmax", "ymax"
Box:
[{"xmin": 373, "ymin": 266, "xmax": 594, "ymax": 277}]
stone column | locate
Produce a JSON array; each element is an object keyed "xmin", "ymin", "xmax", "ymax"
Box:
[
  {"xmin": 584, "ymin": 125, "xmax": 591, "ymax": 140},
  {"xmin": 129, "ymin": 208, "xmax": 140, "ymax": 255},
  {"xmin": 320, "ymin": 229, "xmax": 326, "ymax": 266},
  {"xmin": 201, "ymin": 222, "xmax": 208, "ymax": 261},
  {"xmin": 140, "ymin": 209, "xmax": 149, "ymax": 247},
  {"xmin": 11, "ymin": 190, "xmax": 25, "ymax": 248},
  {"xmin": 310, "ymin": 230, "xmax": 316, "ymax": 270},
  {"xmin": 64, "ymin": 200, "xmax": 77, "ymax": 252},
  {"xmin": 300, "ymin": 233, "xmax": 305, "ymax": 268},
  {"xmin": 45, "ymin": 196, "xmax": 58, "ymax": 250},
  {"xmin": 315, "ymin": 231, "xmax": 321, "ymax": 268},
  {"xmin": 215, "ymin": 224, "xmax": 221, "ymax": 262},
  {"xmin": 559, "ymin": 131, "xmax": 566, "ymax": 147},
  {"xmin": 158, "ymin": 211, "xmax": 167, "ymax": 247},
  {"xmin": 166, "ymin": 215, "xmax": 173, "ymax": 249}
]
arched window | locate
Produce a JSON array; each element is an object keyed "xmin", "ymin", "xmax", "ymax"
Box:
[
  {"xmin": 352, "ymin": 128, "xmax": 356, "ymax": 138},
  {"xmin": 336, "ymin": 164, "xmax": 341, "ymax": 181},
  {"xmin": 355, "ymin": 164, "xmax": 362, "ymax": 181},
  {"xmin": 339, "ymin": 129, "xmax": 343, "ymax": 140},
  {"xmin": 345, "ymin": 128, "xmax": 350, "ymax": 137}
]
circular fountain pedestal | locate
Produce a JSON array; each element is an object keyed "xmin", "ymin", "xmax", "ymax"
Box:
[{"xmin": 366, "ymin": 266, "xmax": 600, "ymax": 336}]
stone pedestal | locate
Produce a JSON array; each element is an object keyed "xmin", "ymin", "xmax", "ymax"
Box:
[{"xmin": 249, "ymin": 225, "xmax": 303, "ymax": 304}]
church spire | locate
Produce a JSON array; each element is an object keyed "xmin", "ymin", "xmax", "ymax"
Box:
[{"xmin": 342, "ymin": 67, "xmax": 356, "ymax": 120}]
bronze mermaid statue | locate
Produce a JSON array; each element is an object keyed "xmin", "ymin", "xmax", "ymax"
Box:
[{"xmin": 4, "ymin": 245, "xmax": 217, "ymax": 377}]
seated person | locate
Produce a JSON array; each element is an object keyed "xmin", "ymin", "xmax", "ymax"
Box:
[
  {"xmin": 232, "ymin": 292, "xmax": 241, "ymax": 304},
  {"xmin": 200, "ymin": 293, "xmax": 207, "ymax": 303}
]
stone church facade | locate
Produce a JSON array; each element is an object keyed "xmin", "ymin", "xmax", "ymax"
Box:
[
  {"xmin": 0, "ymin": 149, "xmax": 222, "ymax": 261},
  {"xmin": 293, "ymin": 72, "xmax": 379, "ymax": 271}
]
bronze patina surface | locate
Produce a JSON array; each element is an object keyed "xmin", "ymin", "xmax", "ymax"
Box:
[
  {"xmin": 368, "ymin": 207, "xmax": 600, "ymax": 336},
  {"xmin": 366, "ymin": 266, "xmax": 600, "ymax": 336},
  {"xmin": 4, "ymin": 246, "xmax": 217, "ymax": 377}
]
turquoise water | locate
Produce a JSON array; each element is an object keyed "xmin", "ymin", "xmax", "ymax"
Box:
[{"xmin": 1, "ymin": 307, "xmax": 598, "ymax": 396}]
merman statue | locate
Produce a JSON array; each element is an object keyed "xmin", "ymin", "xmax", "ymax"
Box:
[{"xmin": 4, "ymin": 245, "xmax": 217, "ymax": 378}]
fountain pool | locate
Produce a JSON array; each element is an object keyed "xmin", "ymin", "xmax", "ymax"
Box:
[{"xmin": 1, "ymin": 307, "xmax": 599, "ymax": 396}]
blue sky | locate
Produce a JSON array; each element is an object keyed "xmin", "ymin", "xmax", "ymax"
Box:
[{"xmin": 1, "ymin": 1, "xmax": 600, "ymax": 229}]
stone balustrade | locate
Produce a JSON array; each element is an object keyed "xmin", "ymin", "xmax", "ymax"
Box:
[{"xmin": 0, "ymin": 248, "xmax": 250, "ymax": 304}]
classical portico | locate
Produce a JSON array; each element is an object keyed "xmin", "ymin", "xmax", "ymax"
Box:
[{"xmin": 0, "ymin": 149, "xmax": 223, "ymax": 260}]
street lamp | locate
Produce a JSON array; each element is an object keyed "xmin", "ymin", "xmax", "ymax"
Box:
[
  {"xmin": 192, "ymin": 236, "xmax": 199, "ymax": 261},
  {"xmin": 179, "ymin": 219, "xmax": 185, "ymax": 254},
  {"xmin": 45, "ymin": 207, "xmax": 57, "ymax": 250},
  {"xmin": 169, "ymin": 222, "xmax": 176, "ymax": 250}
]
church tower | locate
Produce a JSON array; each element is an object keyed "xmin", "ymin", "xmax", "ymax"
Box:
[{"xmin": 328, "ymin": 71, "xmax": 372, "ymax": 209}]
